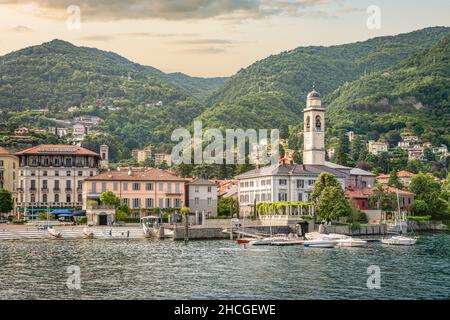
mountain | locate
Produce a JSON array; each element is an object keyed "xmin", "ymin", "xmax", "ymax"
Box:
[
  {"xmin": 165, "ymin": 73, "xmax": 226, "ymax": 100},
  {"xmin": 0, "ymin": 39, "xmax": 222, "ymax": 110},
  {"xmin": 198, "ymin": 26, "xmax": 450, "ymax": 130},
  {"xmin": 326, "ymin": 34, "xmax": 450, "ymax": 145}
]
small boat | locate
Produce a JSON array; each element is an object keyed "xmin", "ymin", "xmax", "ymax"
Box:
[
  {"xmin": 303, "ymin": 237, "xmax": 336, "ymax": 248},
  {"xmin": 83, "ymin": 227, "xmax": 95, "ymax": 239},
  {"xmin": 237, "ymin": 238, "xmax": 252, "ymax": 244},
  {"xmin": 141, "ymin": 216, "xmax": 165, "ymax": 239},
  {"xmin": 271, "ymin": 239, "xmax": 304, "ymax": 246},
  {"xmin": 335, "ymin": 238, "xmax": 367, "ymax": 247},
  {"xmin": 250, "ymin": 235, "xmax": 291, "ymax": 246},
  {"xmin": 381, "ymin": 235, "xmax": 417, "ymax": 246},
  {"xmin": 305, "ymin": 232, "xmax": 349, "ymax": 241},
  {"xmin": 47, "ymin": 227, "xmax": 62, "ymax": 239},
  {"xmin": 163, "ymin": 229, "xmax": 174, "ymax": 238}
]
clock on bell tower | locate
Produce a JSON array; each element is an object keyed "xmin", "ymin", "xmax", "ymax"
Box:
[{"xmin": 303, "ymin": 87, "xmax": 325, "ymax": 165}]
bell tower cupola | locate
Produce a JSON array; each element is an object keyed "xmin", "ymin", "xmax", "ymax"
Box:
[{"xmin": 302, "ymin": 86, "xmax": 325, "ymax": 165}]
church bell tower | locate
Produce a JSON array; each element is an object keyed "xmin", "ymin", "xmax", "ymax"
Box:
[{"xmin": 303, "ymin": 87, "xmax": 325, "ymax": 165}]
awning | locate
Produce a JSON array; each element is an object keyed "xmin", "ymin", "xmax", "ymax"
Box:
[
  {"xmin": 58, "ymin": 213, "xmax": 73, "ymax": 217},
  {"xmin": 51, "ymin": 209, "xmax": 72, "ymax": 215},
  {"xmin": 73, "ymin": 210, "xmax": 86, "ymax": 217},
  {"xmin": 23, "ymin": 214, "xmax": 39, "ymax": 218}
]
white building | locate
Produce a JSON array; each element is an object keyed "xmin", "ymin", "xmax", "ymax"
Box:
[
  {"xmin": 368, "ymin": 140, "xmax": 388, "ymax": 155},
  {"xmin": 236, "ymin": 89, "xmax": 374, "ymax": 217},
  {"xmin": 15, "ymin": 145, "xmax": 100, "ymax": 210},
  {"xmin": 187, "ymin": 178, "xmax": 218, "ymax": 218}
]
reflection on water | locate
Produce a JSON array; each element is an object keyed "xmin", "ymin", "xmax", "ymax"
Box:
[{"xmin": 0, "ymin": 233, "xmax": 449, "ymax": 299}]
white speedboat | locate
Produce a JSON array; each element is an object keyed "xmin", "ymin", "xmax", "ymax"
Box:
[
  {"xmin": 335, "ymin": 238, "xmax": 367, "ymax": 247},
  {"xmin": 141, "ymin": 216, "xmax": 165, "ymax": 239},
  {"xmin": 303, "ymin": 237, "xmax": 336, "ymax": 248},
  {"xmin": 305, "ymin": 232, "xmax": 349, "ymax": 241},
  {"xmin": 163, "ymin": 229, "xmax": 174, "ymax": 238},
  {"xmin": 48, "ymin": 227, "xmax": 62, "ymax": 239},
  {"xmin": 381, "ymin": 235, "xmax": 417, "ymax": 246},
  {"xmin": 83, "ymin": 227, "xmax": 94, "ymax": 239}
]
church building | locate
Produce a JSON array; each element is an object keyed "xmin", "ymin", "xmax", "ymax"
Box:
[{"xmin": 236, "ymin": 88, "xmax": 375, "ymax": 217}]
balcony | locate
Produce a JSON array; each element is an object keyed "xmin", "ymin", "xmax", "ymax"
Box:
[
  {"xmin": 41, "ymin": 187, "xmax": 49, "ymax": 193},
  {"xmin": 17, "ymin": 187, "xmax": 24, "ymax": 193},
  {"xmin": 77, "ymin": 187, "xmax": 83, "ymax": 193},
  {"xmin": 166, "ymin": 192, "xmax": 183, "ymax": 196},
  {"xmin": 29, "ymin": 187, "xmax": 37, "ymax": 192},
  {"xmin": 53, "ymin": 187, "xmax": 61, "ymax": 192},
  {"xmin": 65, "ymin": 188, "xmax": 73, "ymax": 192}
]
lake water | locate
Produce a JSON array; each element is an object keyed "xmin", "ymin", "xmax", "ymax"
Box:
[{"xmin": 0, "ymin": 232, "xmax": 449, "ymax": 300}]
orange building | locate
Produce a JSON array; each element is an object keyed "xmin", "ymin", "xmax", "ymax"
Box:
[{"xmin": 83, "ymin": 168, "xmax": 187, "ymax": 218}]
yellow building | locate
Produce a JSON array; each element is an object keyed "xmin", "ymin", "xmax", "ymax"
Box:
[{"xmin": 0, "ymin": 146, "xmax": 19, "ymax": 210}]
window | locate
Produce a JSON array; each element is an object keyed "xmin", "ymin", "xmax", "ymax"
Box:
[
  {"xmin": 65, "ymin": 158, "xmax": 72, "ymax": 167},
  {"xmin": 278, "ymin": 193, "xmax": 287, "ymax": 201},
  {"xmin": 123, "ymin": 182, "xmax": 128, "ymax": 191},
  {"xmin": 78, "ymin": 171, "xmax": 82, "ymax": 177},
  {"xmin": 159, "ymin": 182, "xmax": 164, "ymax": 191},
  {"xmin": 55, "ymin": 170, "xmax": 59, "ymax": 177},
  {"xmin": 133, "ymin": 198, "xmax": 141, "ymax": 209},
  {"xmin": 78, "ymin": 181, "xmax": 83, "ymax": 190},
  {"xmin": 43, "ymin": 170, "xmax": 48, "ymax": 177},
  {"xmin": 78, "ymin": 194, "xmax": 82, "ymax": 203},
  {"xmin": 250, "ymin": 181, "xmax": 254, "ymax": 187},
  {"xmin": 261, "ymin": 180, "xmax": 265, "ymax": 186},
  {"xmin": 166, "ymin": 198, "xmax": 171, "ymax": 208},
  {"xmin": 20, "ymin": 170, "xmax": 24, "ymax": 176},
  {"xmin": 42, "ymin": 194, "xmax": 47, "ymax": 203},
  {"xmin": 122, "ymin": 198, "xmax": 130, "ymax": 206},
  {"xmin": 66, "ymin": 170, "xmax": 71, "ymax": 177},
  {"xmin": 66, "ymin": 194, "xmax": 71, "ymax": 203},
  {"xmin": 297, "ymin": 179, "xmax": 304, "ymax": 188},
  {"xmin": 174, "ymin": 199, "xmax": 181, "ymax": 208},
  {"xmin": 92, "ymin": 182, "xmax": 97, "ymax": 193},
  {"xmin": 195, "ymin": 197, "xmax": 199, "ymax": 205},
  {"xmin": 30, "ymin": 194, "xmax": 35, "ymax": 203},
  {"xmin": 113, "ymin": 182, "xmax": 118, "ymax": 191},
  {"xmin": 208, "ymin": 197, "xmax": 212, "ymax": 205},
  {"xmin": 54, "ymin": 180, "xmax": 60, "ymax": 189},
  {"xmin": 43, "ymin": 180, "xmax": 48, "ymax": 189},
  {"xmin": 195, "ymin": 186, "xmax": 199, "ymax": 193},
  {"xmin": 175, "ymin": 183, "xmax": 180, "ymax": 193},
  {"xmin": 146, "ymin": 183, "xmax": 153, "ymax": 191},
  {"xmin": 159, "ymin": 198, "xmax": 163, "ymax": 208},
  {"xmin": 132, "ymin": 183, "xmax": 141, "ymax": 191},
  {"xmin": 31, "ymin": 170, "xmax": 36, "ymax": 177},
  {"xmin": 66, "ymin": 180, "xmax": 71, "ymax": 189},
  {"xmin": 279, "ymin": 179, "xmax": 287, "ymax": 186},
  {"xmin": 207, "ymin": 186, "xmax": 212, "ymax": 193},
  {"xmin": 146, "ymin": 198, "xmax": 153, "ymax": 208},
  {"xmin": 90, "ymin": 171, "xmax": 94, "ymax": 177},
  {"xmin": 54, "ymin": 194, "xmax": 59, "ymax": 203},
  {"xmin": 262, "ymin": 193, "xmax": 266, "ymax": 201},
  {"xmin": 298, "ymin": 193, "xmax": 303, "ymax": 201},
  {"xmin": 308, "ymin": 179, "xmax": 315, "ymax": 186},
  {"xmin": 167, "ymin": 183, "xmax": 172, "ymax": 193},
  {"xmin": 101, "ymin": 182, "xmax": 107, "ymax": 192},
  {"xmin": 0, "ymin": 160, "xmax": 3, "ymax": 167},
  {"xmin": 30, "ymin": 180, "xmax": 36, "ymax": 189}
]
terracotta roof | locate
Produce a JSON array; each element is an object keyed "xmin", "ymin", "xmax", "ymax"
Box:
[
  {"xmin": 188, "ymin": 178, "xmax": 216, "ymax": 186},
  {"xmin": 15, "ymin": 145, "xmax": 99, "ymax": 157},
  {"xmin": 384, "ymin": 186, "xmax": 415, "ymax": 196},
  {"xmin": 86, "ymin": 168, "xmax": 187, "ymax": 182},
  {"xmin": 397, "ymin": 171, "xmax": 415, "ymax": 178},
  {"xmin": 0, "ymin": 146, "xmax": 10, "ymax": 154}
]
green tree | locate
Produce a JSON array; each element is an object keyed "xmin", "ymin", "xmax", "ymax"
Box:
[
  {"xmin": 409, "ymin": 173, "xmax": 440, "ymax": 197},
  {"xmin": 315, "ymin": 186, "xmax": 351, "ymax": 221},
  {"xmin": 99, "ymin": 191, "xmax": 120, "ymax": 208},
  {"xmin": 388, "ymin": 171, "xmax": 403, "ymax": 189},
  {"xmin": 218, "ymin": 197, "xmax": 239, "ymax": 217},
  {"xmin": 311, "ymin": 172, "xmax": 342, "ymax": 200},
  {"xmin": 0, "ymin": 189, "xmax": 13, "ymax": 217},
  {"xmin": 410, "ymin": 199, "xmax": 429, "ymax": 216}
]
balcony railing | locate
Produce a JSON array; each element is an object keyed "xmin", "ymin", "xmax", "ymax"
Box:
[
  {"xmin": 65, "ymin": 188, "xmax": 73, "ymax": 192},
  {"xmin": 53, "ymin": 187, "xmax": 61, "ymax": 192},
  {"xmin": 41, "ymin": 187, "xmax": 49, "ymax": 192}
]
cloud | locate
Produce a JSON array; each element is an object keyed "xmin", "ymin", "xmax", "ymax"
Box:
[
  {"xmin": 177, "ymin": 39, "xmax": 232, "ymax": 45},
  {"xmin": 177, "ymin": 47, "xmax": 227, "ymax": 54},
  {"xmin": 0, "ymin": 0, "xmax": 342, "ymax": 21},
  {"xmin": 76, "ymin": 35, "xmax": 115, "ymax": 41},
  {"xmin": 10, "ymin": 25, "xmax": 34, "ymax": 32},
  {"xmin": 121, "ymin": 32, "xmax": 200, "ymax": 38}
]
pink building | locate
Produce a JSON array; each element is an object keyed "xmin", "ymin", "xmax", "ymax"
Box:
[{"xmin": 83, "ymin": 168, "xmax": 187, "ymax": 219}]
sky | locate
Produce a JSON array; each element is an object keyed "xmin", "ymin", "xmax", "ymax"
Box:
[{"xmin": 0, "ymin": 0, "xmax": 449, "ymax": 77}]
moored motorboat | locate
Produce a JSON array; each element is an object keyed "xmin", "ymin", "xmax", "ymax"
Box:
[
  {"xmin": 163, "ymin": 229, "xmax": 174, "ymax": 238},
  {"xmin": 381, "ymin": 235, "xmax": 417, "ymax": 246},
  {"xmin": 303, "ymin": 237, "xmax": 336, "ymax": 248},
  {"xmin": 250, "ymin": 235, "xmax": 290, "ymax": 246},
  {"xmin": 83, "ymin": 227, "xmax": 95, "ymax": 239},
  {"xmin": 141, "ymin": 216, "xmax": 165, "ymax": 239},
  {"xmin": 335, "ymin": 238, "xmax": 367, "ymax": 247},
  {"xmin": 47, "ymin": 227, "xmax": 62, "ymax": 239},
  {"xmin": 236, "ymin": 238, "xmax": 253, "ymax": 244}
]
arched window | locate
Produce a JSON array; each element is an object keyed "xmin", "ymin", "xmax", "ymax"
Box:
[
  {"xmin": 315, "ymin": 115, "xmax": 322, "ymax": 130},
  {"xmin": 306, "ymin": 116, "xmax": 311, "ymax": 131}
]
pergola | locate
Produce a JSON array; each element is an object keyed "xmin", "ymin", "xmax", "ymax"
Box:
[{"xmin": 256, "ymin": 201, "xmax": 315, "ymax": 217}]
